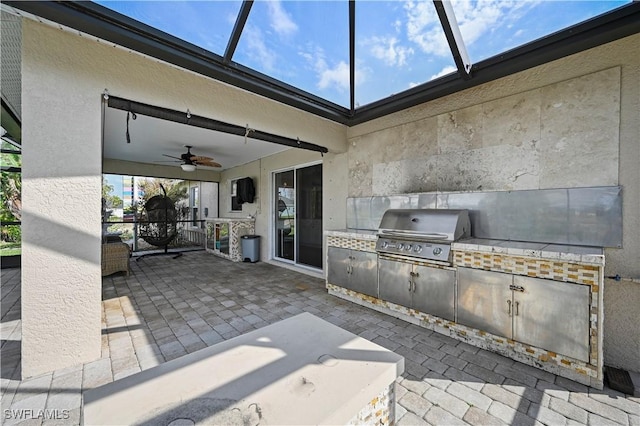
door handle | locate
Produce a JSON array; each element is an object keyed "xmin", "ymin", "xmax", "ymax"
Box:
[
  {"xmin": 507, "ymin": 299, "xmax": 512, "ymax": 316},
  {"xmin": 515, "ymin": 301, "xmax": 519, "ymax": 316}
]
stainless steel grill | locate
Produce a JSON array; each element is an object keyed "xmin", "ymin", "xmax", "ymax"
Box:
[{"xmin": 375, "ymin": 209, "xmax": 471, "ymax": 263}]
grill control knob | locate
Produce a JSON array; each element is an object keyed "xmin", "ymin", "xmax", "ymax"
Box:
[
  {"xmin": 406, "ymin": 244, "xmax": 413, "ymax": 251},
  {"xmin": 381, "ymin": 241, "xmax": 389, "ymax": 248},
  {"xmin": 433, "ymin": 247, "xmax": 443, "ymax": 256},
  {"xmin": 398, "ymin": 243, "xmax": 404, "ymax": 250},
  {"xmin": 414, "ymin": 245, "xmax": 423, "ymax": 253}
]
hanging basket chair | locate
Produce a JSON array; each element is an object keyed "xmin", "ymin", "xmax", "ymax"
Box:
[{"xmin": 138, "ymin": 194, "xmax": 178, "ymax": 248}]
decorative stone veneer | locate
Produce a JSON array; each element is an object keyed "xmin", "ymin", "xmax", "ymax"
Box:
[
  {"xmin": 205, "ymin": 218, "xmax": 255, "ymax": 262},
  {"xmin": 347, "ymin": 383, "xmax": 395, "ymax": 426},
  {"xmin": 326, "ymin": 233, "xmax": 605, "ymax": 389}
]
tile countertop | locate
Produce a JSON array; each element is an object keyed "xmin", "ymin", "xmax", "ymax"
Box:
[
  {"xmin": 325, "ymin": 229, "xmax": 379, "ymax": 240},
  {"xmin": 452, "ymin": 238, "xmax": 605, "ymax": 266}
]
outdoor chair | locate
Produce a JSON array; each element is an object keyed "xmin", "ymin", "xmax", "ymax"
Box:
[{"xmin": 101, "ymin": 241, "xmax": 131, "ymax": 277}]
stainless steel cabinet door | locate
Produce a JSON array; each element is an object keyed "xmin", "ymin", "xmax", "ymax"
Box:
[
  {"xmin": 378, "ymin": 258, "xmax": 412, "ymax": 308},
  {"xmin": 350, "ymin": 251, "xmax": 379, "ymax": 298},
  {"xmin": 457, "ymin": 267, "xmax": 512, "ymax": 338},
  {"xmin": 512, "ymin": 276, "xmax": 590, "ymax": 362},
  {"xmin": 413, "ymin": 265, "xmax": 456, "ymax": 321},
  {"xmin": 327, "ymin": 247, "xmax": 350, "ymax": 288}
]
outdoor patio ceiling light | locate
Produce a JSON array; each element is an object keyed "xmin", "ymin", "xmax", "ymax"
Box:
[{"xmin": 181, "ymin": 164, "xmax": 196, "ymax": 172}]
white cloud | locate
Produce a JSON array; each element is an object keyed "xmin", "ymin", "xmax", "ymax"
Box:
[
  {"xmin": 318, "ymin": 61, "xmax": 350, "ymax": 91},
  {"xmin": 244, "ymin": 26, "xmax": 276, "ymax": 71},
  {"xmin": 403, "ymin": 0, "xmax": 539, "ymax": 56},
  {"xmin": 368, "ymin": 36, "xmax": 414, "ymax": 67},
  {"xmin": 430, "ymin": 65, "xmax": 457, "ymax": 80},
  {"xmin": 267, "ymin": 1, "xmax": 298, "ymax": 36},
  {"xmin": 404, "ymin": 0, "xmax": 449, "ymax": 56},
  {"xmin": 299, "ymin": 45, "xmax": 361, "ymax": 93}
]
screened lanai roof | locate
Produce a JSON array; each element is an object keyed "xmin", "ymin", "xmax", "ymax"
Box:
[
  {"xmin": 94, "ymin": 0, "xmax": 631, "ymax": 108},
  {"xmin": 4, "ymin": 1, "xmax": 640, "ymax": 125}
]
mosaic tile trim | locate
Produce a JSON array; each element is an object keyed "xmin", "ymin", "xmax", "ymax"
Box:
[
  {"xmin": 347, "ymin": 382, "xmax": 395, "ymax": 426},
  {"xmin": 453, "ymin": 250, "xmax": 600, "ymax": 287},
  {"xmin": 327, "ymin": 283, "xmax": 603, "ymax": 389},
  {"xmin": 327, "ymin": 236, "xmax": 377, "ymax": 253}
]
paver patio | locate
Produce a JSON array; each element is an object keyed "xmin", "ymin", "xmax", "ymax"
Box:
[{"xmin": 1, "ymin": 252, "xmax": 638, "ymax": 425}]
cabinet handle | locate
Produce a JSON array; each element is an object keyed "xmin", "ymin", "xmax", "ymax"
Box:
[
  {"xmin": 408, "ymin": 279, "xmax": 412, "ymax": 291},
  {"xmin": 515, "ymin": 301, "xmax": 520, "ymax": 316},
  {"xmin": 507, "ymin": 299, "xmax": 512, "ymax": 316}
]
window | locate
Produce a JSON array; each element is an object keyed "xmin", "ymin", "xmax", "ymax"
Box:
[
  {"xmin": 190, "ymin": 186, "xmax": 199, "ymax": 226},
  {"xmin": 231, "ymin": 179, "xmax": 242, "ymax": 212}
]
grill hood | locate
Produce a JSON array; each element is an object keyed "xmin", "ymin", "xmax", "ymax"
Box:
[{"xmin": 378, "ymin": 209, "xmax": 471, "ymax": 242}]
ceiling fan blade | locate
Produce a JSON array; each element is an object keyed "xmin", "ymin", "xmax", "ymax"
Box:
[
  {"xmin": 190, "ymin": 155, "xmax": 214, "ymax": 162},
  {"xmin": 163, "ymin": 154, "xmax": 182, "ymax": 160},
  {"xmin": 196, "ymin": 160, "xmax": 222, "ymax": 168}
]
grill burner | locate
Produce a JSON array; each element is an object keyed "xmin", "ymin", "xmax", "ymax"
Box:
[{"xmin": 375, "ymin": 209, "xmax": 471, "ymax": 263}]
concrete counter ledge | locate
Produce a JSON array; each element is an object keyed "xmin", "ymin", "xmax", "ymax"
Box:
[{"xmin": 83, "ymin": 313, "xmax": 404, "ymax": 425}]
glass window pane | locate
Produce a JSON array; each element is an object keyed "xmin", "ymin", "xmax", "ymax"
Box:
[
  {"xmin": 451, "ymin": 0, "xmax": 631, "ymax": 63},
  {"xmin": 234, "ymin": 1, "xmax": 350, "ymax": 107},
  {"xmin": 95, "ymin": 1, "xmax": 241, "ymax": 56},
  {"xmin": 355, "ymin": 1, "xmax": 456, "ymax": 108},
  {"xmin": 275, "ymin": 170, "xmax": 295, "ymax": 261},
  {"xmin": 296, "ymin": 164, "xmax": 322, "ymax": 268}
]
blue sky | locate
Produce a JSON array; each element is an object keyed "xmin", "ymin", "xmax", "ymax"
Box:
[
  {"xmin": 96, "ymin": 1, "xmax": 629, "ymax": 108},
  {"xmin": 104, "ymin": 174, "xmax": 124, "ymax": 197}
]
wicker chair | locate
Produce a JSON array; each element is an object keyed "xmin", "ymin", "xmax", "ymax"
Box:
[{"xmin": 101, "ymin": 242, "xmax": 131, "ymax": 277}]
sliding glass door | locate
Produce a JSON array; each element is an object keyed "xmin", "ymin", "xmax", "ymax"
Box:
[{"xmin": 273, "ymin": 163, "xmax": 322, "ymax": 268}]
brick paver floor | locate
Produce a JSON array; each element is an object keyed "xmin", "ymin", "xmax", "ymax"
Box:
[{"xmin": 1, "ymin": 252, "xmax": 639, "ymax": 425}]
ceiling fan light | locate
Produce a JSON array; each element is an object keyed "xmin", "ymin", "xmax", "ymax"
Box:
[{"xmin": 181, "ymin": 164, "xmax": 196, "ymax": 172}]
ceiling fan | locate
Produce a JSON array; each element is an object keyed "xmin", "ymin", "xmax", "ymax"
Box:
[{"xmin": 162, "ymin": 145, "xmax": 221, "ymax": 171}]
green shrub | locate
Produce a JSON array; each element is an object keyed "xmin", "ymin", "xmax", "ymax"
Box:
[{"xmin": 1, "ymin": 225, "xmax": 21, "ymax": 243}]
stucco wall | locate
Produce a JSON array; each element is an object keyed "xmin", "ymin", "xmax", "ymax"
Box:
[
  {"xmin": 343, "ymin": 34, "xmax": 640, "ymax": 373},
  {"xmin": 219, "ymin": 149, "xmax": 326, "ymax": 265},
  {"xmin": 20, "ymin": 18, "xmax": 347, "ymax": 377},
  {"xmin": 21, "ymin": 21, "xmax": 103, "ymax": 377}
]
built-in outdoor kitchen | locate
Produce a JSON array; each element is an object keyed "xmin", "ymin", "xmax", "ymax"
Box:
[{"xmin": 326, "ymin": 186, "xmax": 621, "ymax": 390}]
